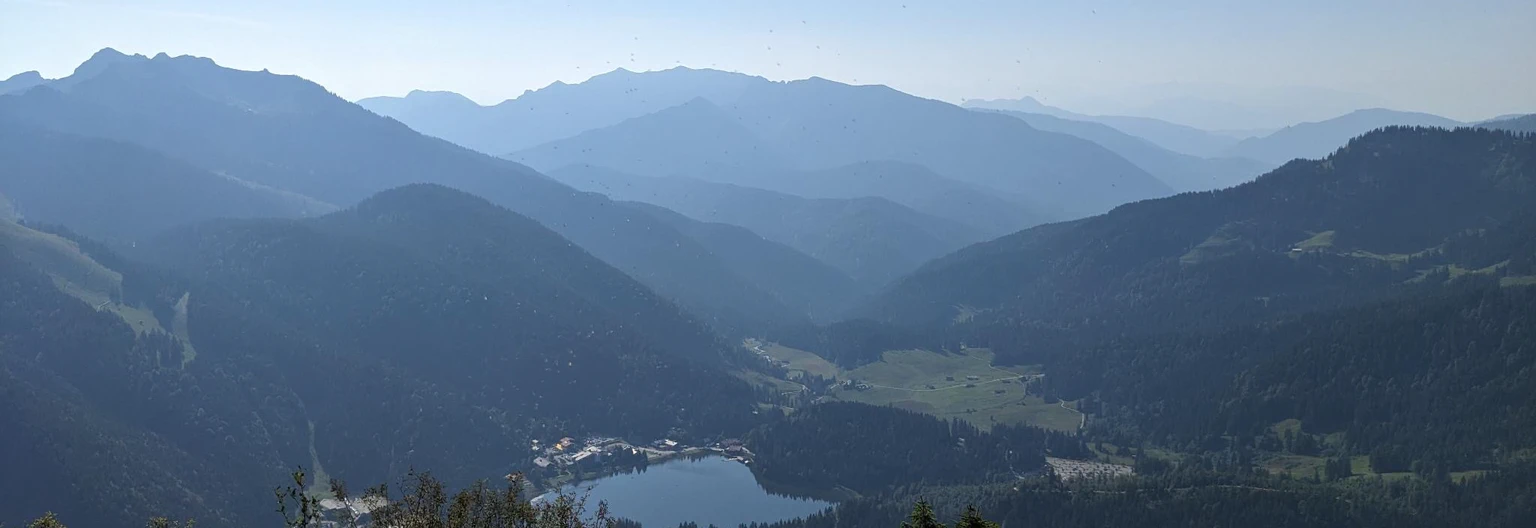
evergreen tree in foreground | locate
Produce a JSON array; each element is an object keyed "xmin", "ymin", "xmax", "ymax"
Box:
[{"xmin": 900, "ymin": 500, "xmax": 945, "ymax": 528}]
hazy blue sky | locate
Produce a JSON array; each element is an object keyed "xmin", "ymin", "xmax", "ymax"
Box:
[{"xmin": 3, "ymin": 0, "xmax": 1533, "ymax": 123}]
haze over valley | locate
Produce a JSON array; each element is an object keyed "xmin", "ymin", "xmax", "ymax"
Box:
[{"xmin": 2, "ymin": 2, "xmax": 1535, "ymax": 527}]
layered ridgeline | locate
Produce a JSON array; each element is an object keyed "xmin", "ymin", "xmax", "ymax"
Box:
[
  {"xmin": 623, "ymin": 201, "xmax": 867, "ymax": 321},
  {"xmin": 863, "ymin": 126, "xmax": 1536, "ymax": 470},
  {"xmin": 551, "ymin": 164, "xmax": 983, "ymax": 287},
  {"xmin": 370, "ymin": 66, "xmax": 1169, "ymax": 219},
  {"xmin": 1480, "ymin": 113, "xmax": 1536, "ymax": 134},
  {"xmin": 510, "ymin": 99, "xmax": 1045, "ymax": 236},
  {"xmin": 1222, "ymin": 108, "xmax": 1465, "ymax": 165},
  {"xmin": 0, "ymin": 185, "xmax": 759, "ymax": 527},
  {"xmin": 508, "ymin": 78, "xmax": 1169, "ymax": 218},
  {"xmin": 962, "ymin": 96, "xmax": 1246, "ymax": 158},
  {"xmin": 358, "ymin": 66, "xmax": 765, "ymax": 155},
  {"xmin": 0, "ymin": 49, "xmax": 825, "ymax": 331},
  {"xmin": 974, "ymin": 108, "xmax": 1269, "ymax": 191}
]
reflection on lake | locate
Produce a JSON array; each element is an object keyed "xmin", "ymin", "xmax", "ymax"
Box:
[{"xmin": 549, "ymin": 456, "xmax": 832, "ymax": 527}]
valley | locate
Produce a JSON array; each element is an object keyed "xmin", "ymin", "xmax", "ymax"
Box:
[
  {"xmin": 742, "ymin": 341, "xmax": 1076, "ymax": 433},
  {"xmin": 1, "ymin": 20, "xmax": 1534, "ymax": 527}
]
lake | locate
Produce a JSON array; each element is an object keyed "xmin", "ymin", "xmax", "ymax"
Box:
[{"xmin": 547, "ymin": 456, "xmax": 832, "ymax": 528}]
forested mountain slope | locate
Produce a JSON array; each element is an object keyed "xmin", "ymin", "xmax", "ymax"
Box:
[
  {"xmin": 0, "ymin": 119, "xmax": 334, "ymax": 242},
  {"xmin": 0, "ymin": 186, "xmax": 762, "ymax": 526},
  {"xmin": 1480, "ymin": 114, "xmax": 1536, "ymax": 134},
  {"xmin": 745, "ymin": 402, "xmax": 1084, "ymax": 495},
  {"xmin": 870, "ymin": 126, "xmax": 1536, "ymax": 329},
  {"xmin": 857, "ymin": 126, "xmax": 1536, "ymax": 477}
]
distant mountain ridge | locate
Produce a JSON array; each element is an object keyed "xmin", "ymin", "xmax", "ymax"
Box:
[
  {"xmin": 506, "ymin": 73, "xmax": 1171, "ymax": 218},
  {"xmin": 511, "ymin": 102, "xmax": 1044, "ymax": 235},
  {"xmin": 0, "ymin": 70, "xmax": 47, "ymax": 94},
  {"xmin": 975, "ymin": 108, "xmax": 1268, "ymax": 191},
  {"xmin": 512, "ymin": 97, "xmax": 790, "ymax": 178},
  {"xmin": 1222, "ymin": 108, "xmax": 1465, "ymax": 164},
  {"xmin": 359, "ymin": 66, "xmax": 765, "ymax": 154},
  {"xmin": 963, "ymin": 96, "xmax": 1246, "ymax": 158},
  {"xmin": 744, "ymin": 161, "xmax": 1045, "ymax": 237}
]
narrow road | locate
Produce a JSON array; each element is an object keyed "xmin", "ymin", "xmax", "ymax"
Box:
[{"xmin": 1060, "ymin": 400, "xmax": 1086, "ymax": 431}]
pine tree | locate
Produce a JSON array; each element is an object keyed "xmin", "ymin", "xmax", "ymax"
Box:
[
  {"xmin": 901, "ymin": 500, "xmax": 945, "ymax": 528},
  {"xmin": 953, "ymin": 505, "xmax": 999, "ymax": 528}
]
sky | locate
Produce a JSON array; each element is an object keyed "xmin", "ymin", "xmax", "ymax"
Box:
[{"xmin": 2, "ymin": 0, "xmax": 1534, "ymax": 126}]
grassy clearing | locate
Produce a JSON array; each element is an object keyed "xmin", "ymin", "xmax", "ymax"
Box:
[
  {"xmin": 305, "ymin": 420, "xmax": 334, "ymax": 499},
  {"xmin": 172, "ymin": 292, "xmax": 198, "ymax": 365},
  {"xmin": 745, "ymin": 341, "xmax": 1078, "ymax": 431},
  {"xmin": 2, "ymin": 220, "xmax": 202, "ymax": 367},
  {"xmin": 1348, "ymin": 250, "xmax": 1416, "ymax": 262},
  {"xmin": 1451, "ymin": 470, "xmax": 1491, "ymax": 483},
  {"xmin": 1261, "ymin": 454, "xmax": 1328, "ymax": 479},
  {"xmin": 845, "ymin": 348, "xmax": 1037, "ymax": 390},
  {"xmin": 0, "ymin": 220, "xmax": 170, "ymax": 337},
  {"xmin": 1180, "ymin": 231, "xmax": 1246, "ymax": 264},
  {"xmin": 1295, "ymin": 230, "xmax": 1336, "ymax": 250},
  {"xmin": 836, "ymin": 387, "xmax": 1078, "ymax": 432},
  {"xmin": 2, "ymin": 220, "xmax": 122, "ymax": 294},
  {"xmin": 748, "ymin": 339, "xmax": 843, "ymax": 380},
  {"xmin": 828, "ymin": 348, "xmax": 1075, "ymax": 432},
  {"xmin": 1269, "ymin": 419, "xmax": 1303, "ymax": 437},
  {"xmin": 1501, "ymin": 275, "xmax": 1536, "ymax": 287},
  {"xmin": 1085, "ymin": 443, "xmax": 1180, "ymax": 466}
]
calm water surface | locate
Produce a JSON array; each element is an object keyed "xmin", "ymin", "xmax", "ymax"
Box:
[{"xmin": 553, "ymin": 456, "xmax": 831, "ymax": 528}]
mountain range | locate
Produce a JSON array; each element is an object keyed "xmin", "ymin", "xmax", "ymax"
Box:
[
  {"xmin": 358, "ymin": 67, "xmax": 763, "ymax": 154},
  {"xmin": 963, "ymin": 96, "xmax": 1248, "ymax": 158},
  {"xmin": 376, "ymin": 68, "xmax": 1173, "ymax": 218},
  {"xmin": 1222, "ymin": 108, "xmax": 1467, "ymax": 164},
  {"xmin": 0, "ymin": 48, "xmax": 834, "ymax": 331},
  {"xmin": 6, "ymin": 46, "xmax": 1536, "ymax": 528},
  {"xmin": 0, "ymin": 70, "xmax": 47, "ymax": 95},
  {"xmin": 550, "ymin": 164, "xmax": 983, "ymax": 286},
  {"xmin": 974, "ymin": 108, "xmax": 1269, "ymax": 191}
]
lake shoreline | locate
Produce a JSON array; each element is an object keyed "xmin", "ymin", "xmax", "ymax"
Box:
[{"xmin": 535, "ymin": 454, "xmax": 835, "ymax": 528}]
